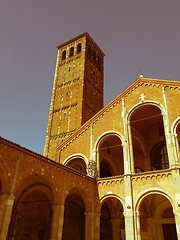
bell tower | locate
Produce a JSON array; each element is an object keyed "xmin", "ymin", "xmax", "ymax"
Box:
[{"xmin": 44, "ymin": 33, "xmax": 105, "ymax": 160}]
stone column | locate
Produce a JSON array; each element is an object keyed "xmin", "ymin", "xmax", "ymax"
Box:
[
  {"xmin": 135, "ymin": 211, "xmax": 141, "ymax": 240},
  {"xmin": 172, "ymin": 170, "xmax": 180, "ymax": 240},
  {"xmin": 0, "ymin": 194, "xmax": 15, "ymax": 240},
  {"xmin": 85, "ymin": 212, "xmax": 95, "ymax": 240},
  {"xmin": 50, "ymin": 204, "xmax": 64, "ymax": 240},
  {"xmin": 174, "ymin": 211, "xmax": 180, "ymax": 240},
  {"xmin": 124, "ymin": 175, "xmax": 136, "ymax": 240},
  {"xmin": 90, "ymin": 212, "xmax": 101, "ymax": 240}
]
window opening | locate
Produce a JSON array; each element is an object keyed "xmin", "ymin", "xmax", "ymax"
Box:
[
  {"xmin": 69, "ymin": 47, "xmax": 74, "ymax": 57},
  {"xmin": 77, "ymin": 43, "xmax": 82, "ymax": 53},
  {"xmin": 62, "ymin": 50, "xmax": 66, "ymax": 60}
]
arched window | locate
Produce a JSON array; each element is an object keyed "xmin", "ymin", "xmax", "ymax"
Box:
[
  {"xmin": 69, "ymin": 47, "xmax": 74, "ymax": 57},
  {"xmin": 77, "ymin": 43, "xmax": 82, "ymax": 53},
  {"xmin": 62, "ymin": 50, "xmax": 66, "ymax": 60},
  {"xmin": 151, "ymin": 142, "xmax": 169, "ymax": 170},
  {"xmin": 66, "ymin": 158, "xmax": 87, "ymax": 174},
  {"xmin": 98, "ymin": 134, "xmax": 124, "ymax": 177}
]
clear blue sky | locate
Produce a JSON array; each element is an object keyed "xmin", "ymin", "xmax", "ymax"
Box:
[{"xmin": 0, "ymin": 0, "xmax": 180, "ymax": 154}]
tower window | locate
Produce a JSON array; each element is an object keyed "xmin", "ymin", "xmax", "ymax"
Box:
[
  {"xmin": 62, "ymin": 50, "xmax": 66, "ymax": 60},
  {"xmin": 69, "ymin": 47, "xmax": 74, "ymax": 57},
  {"xmin": 77, "ymin": 43, "xmax": 82, "ymax": 53}
]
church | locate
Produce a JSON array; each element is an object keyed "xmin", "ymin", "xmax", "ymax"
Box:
[{"xmin": 0, "ymin": 32, "xmax": 180, "ymax": 240}]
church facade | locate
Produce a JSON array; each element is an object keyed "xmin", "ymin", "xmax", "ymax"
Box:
[{"xmin": 0, "ymin": 33, "xmax": 180, "ymax": 240}]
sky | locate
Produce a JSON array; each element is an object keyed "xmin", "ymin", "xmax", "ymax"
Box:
[{"xmin": 0, "ymin": 0, "xmax": 180, "ymax": 155}]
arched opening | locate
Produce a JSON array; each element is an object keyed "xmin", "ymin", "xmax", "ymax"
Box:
[
  {"xmin": 98, "ymin": 134, "xmax": 124, "ymax": 178},
  {"xmin": 130, "ymin": 104, "xmax": 169, "ymax": 172},
  {"xmin": 138, "ymin": 193, "xmax": 177, "ymax": 240},
  {"xmin": 62, "ymin": 193, "xmax": 85, "ymax": 240},
  {"xmin": 69, "ymin": 47, "xmax": 74, "ymax": 57},
  {"xmin": 62, "ymin": 50, "xmax": 66, "ymax": 60},
  {"xmin": 77, "ymin": 43, "xmax": 82, "ymax": 53},
  {"xmin": 100, "ymin": 197, "xmax": 125, "ymax": 240},
  {"xmin": 8, "ymin": 184, "xmax": 53, "ymax": 240},
  {"xmin": 66, "ymin": 157, "xmax": 87, "ymax": 174}
]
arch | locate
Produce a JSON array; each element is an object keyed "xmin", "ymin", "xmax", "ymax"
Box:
[
  {"xmin": 127, "ymin": 101, "xmax": 165, "ymax": 118},
  {"xmin": 135, "ymin": 190, "xmax": 177, "ymax": 240},
  {"xmin": 171, "ymin": 116, "xmax": 180, "ymax": 136},
  {"xmin": 63, "ymin": 154, "xmax": 88, "ymax": 175},
  {"xmin": 127, "ymin": 102, "xmax": 169, "ymax": 173},
  {"xmin": 62, "ymin": 187, "xmax": 87, "ymax": 240},
  {"xmin": 8, "ymin": 182, "xmax": 54, "ymax": 239},
  {"xmin": 99, "ymin": 195, "xmax": 125, "ymax": 240},
  {"xmin": 63, "ymin": 186, "xmax": 92, "ymax": 212},
  {"xmin": 95, "ymin": 131, "xmax": 125, "ymax": 149},
  {"xmin": 14, "ymin": 171, "xmax": 59, "ymax": 204},
  {"xmin": 99, "ymin": 194, "xmax": 124, "ymax": 207},
  {"xmin": 95, "ymin": 131, "xmax": 125, "ymax": 178},
  {"xmin": 135, "ymin": 188, "xmax": 174, "ymax": 212},
  {"xmin": 63, "ymin": 153, "xmax": 89, "ymax": 166}
]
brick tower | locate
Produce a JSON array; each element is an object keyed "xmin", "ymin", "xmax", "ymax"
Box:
[{"xmin": 44, "ymin": 33, "xmax": 105, "ymax": 160}]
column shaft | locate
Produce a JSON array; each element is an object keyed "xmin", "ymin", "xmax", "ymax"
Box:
[{"xmin": 0, "ymin": 194, "xmax": 15, "ymax": 240}]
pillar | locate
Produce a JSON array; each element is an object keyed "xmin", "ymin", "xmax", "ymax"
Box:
[
  {"xmin": 85, "ymin": 212, "xmax": 95, "ymax": 240},
  {"xmin": 50, "ymin": 204, "xmax": 64, "ymax": 240},
  {"xmin": 124, "ymin": 175, "xmax": 136, "ymax": 240},
  {"xmin": 172, "ymin": 169, "xmax": 180, "ymax": 240},
  {"xmin": 135, "ymin": 211, "xmax": 141, "ymax": 240},
  {"xmin": 86, "ymin": 212, "xmax": 101, "ymax": 240},
  {"xmin": 0, "ymin": 194, "xmax": 15, "ymax": 240}
]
